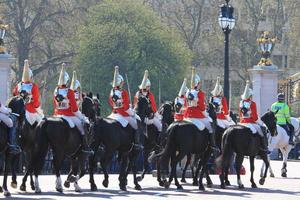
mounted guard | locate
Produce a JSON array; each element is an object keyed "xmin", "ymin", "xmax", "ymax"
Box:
[
  {"xmin": 53, "ymin": 63, "xmax": 93, "ymax": 154},
  {"xmin": 13, "ymin": 59, "xmax": 44, "ymax": 125},
  {"xmin": 271, "ymin": 93, "xmax": 294, "ymax": 145},
  {"xmin": 239, "ymin": 81, "xmax": 269, "ymax": 153},
  {"xmin": 108, "ymin": 66, "xmax": 143, "ymax": 151},
  {"xmin": 210, "ymin": 77, "xmax": 235, "ymax": 128},
  {"xmin": 134, "ymin": 70, "xmax": 162, "ymax": 133},
  {"xmin": 174, "ymin": 78, "xmax": 187, "ymax": 121},
  {"xmin": 183, "ymin": 67, "xmax": 217, "ymax": 150}
]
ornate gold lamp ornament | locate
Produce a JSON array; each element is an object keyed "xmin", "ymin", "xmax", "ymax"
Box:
[
  {"xmin": 257, "ymin": 31, "xmax": 276, "ymax": 66},
  {"xmin": 0, "ymin": 20, "xmax": 8, "ymax": 54}
]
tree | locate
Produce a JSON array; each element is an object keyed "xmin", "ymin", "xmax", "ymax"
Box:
[{"xmin": 75, "ymin": 0, "xmax": 192, "ymax": 114}]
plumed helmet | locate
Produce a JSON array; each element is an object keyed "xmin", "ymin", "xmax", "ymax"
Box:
[
  {"xmin": 178, "ymin": 78, "xmax": 187, "ymax": 97},
  {"xmin": 57, "ymin": 63, "xmax": 69, "ymax": 86},
  {"xmin": 241, "ymin": 80, "xmax": 253, "ymax": 100},
  {"xmin": 70, "ymin": 71, "xmax": 81, "ymax": 91},
  {"xmin": 190, "ymin": 67, "xmax": 201, "ymax": 88},
  {"xmin": 139, "ymin": 70, "xmax": 150, "ymax": 89},
  {"xmin": 277, "ymin": 93, "xmax": 285, "ymax": 101},
  {"xmin": 112, "ymin": 66, "xmax": 124, "ymax": 87},
  {"xmin": 211, "ymin": 76, "xmax": 223, "ymax": 96},
  {"xmin": 22, "ymin": 59, "xmax": 33, "ymax": 82}
]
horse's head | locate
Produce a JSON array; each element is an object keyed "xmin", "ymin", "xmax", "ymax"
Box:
[
  {"xmin": 93, "ymin": 93, "xmax": 101, "ymax": 117},
  {"xmin": 159, "ymin": 101, "xmax": 174, "ymax": 126},
  {"xmin": 261, "ymin": 110, "xmax": 277, "ymax": 136},
  {"xmin": 135, "ymin": 95, "xmax": 152, "ymax": 123},
  {"xmin": 7, "ymin": 96, "xmax": 26, "ymax": 120},
  {"xmin": 82, "ymin": 94, "xmax": 97, "ymax": 123},
  {"xmin": 207, "ymin": 103, "xmax": 217, "ymax": 122},
  {"xmin": 229, "ymin": 110, "xmax": 238, "ymax": 124}
]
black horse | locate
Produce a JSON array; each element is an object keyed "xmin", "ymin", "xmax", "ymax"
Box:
[
  {"xmin": 150, "ymin": 103, "xmax": 217, "ymax": 190},
  {"xmin": 29, "ymin": 114, "xmax": 91, "ymax": 193},
  {"xmin": 135, "ymin": 96, "xmax": 174, "ymax": 183},
  {"xmin": 218, "ymin": 110, "xmax": 277, "ymax": 189},
  {"xmin": 0, "ymin": 96, "xmax": 26, "ymax": 196}
]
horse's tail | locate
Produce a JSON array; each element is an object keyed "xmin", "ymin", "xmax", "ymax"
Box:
[
  {"xmin": 215, "ymin": 127, "xmax": 233, "ymax": 168},
  {"xmin": 31, "ymin": 119, "xmax": 50, "ymax": 174}
]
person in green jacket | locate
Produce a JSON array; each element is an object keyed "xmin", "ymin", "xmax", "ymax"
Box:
[{"xmin": 271, "ymin": 93, "xmax": 294, "ymax": 145}]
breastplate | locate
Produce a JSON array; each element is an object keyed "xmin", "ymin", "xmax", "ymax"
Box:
[
  {"xmin": 55, "ymin": 88, "xmax": 70, "ymax": 110},
  {"xmin": 18, "ymin": 83, "xmax": 33, "ymax": 103},
  {"xmin": 240, "ymin": 101, "xmax": 251, "ymax": 118},
  {"xmin": 186, "ymin": 89, "xmax": 199, "ymax": 107},
  {"xmin": 111, "ymin": 89, "xmax": 123, "ymax": 109},
  {"xmin": 175, "ymin": 97, "xmax": 184, "ymax": 114},
  {"xmin": 212, "ymin": 97, "xmax": 222, "ymax": 113}
]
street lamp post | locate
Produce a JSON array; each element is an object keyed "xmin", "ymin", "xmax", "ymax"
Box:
[{"xmin": 218, "ymin": 0, "xmax": 235, "ymax": 106}]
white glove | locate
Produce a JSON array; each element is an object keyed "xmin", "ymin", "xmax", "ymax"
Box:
[
  {"xmin": 74, "ymin": 111, "xmax": 89, "ymax": 124},
  {"xmin": 126, "ymin": 108, "xmax": 135, "ymax": 117},
  {"xmin": 202, "ymin": 111, "xmax": 209, "ymax": 117},
  {"xmin": 155, "ymin": 112, "xmax": 162, "ymax": 120},
  {"xmin": 83, "ymin": 116, "xmax": 90, "ymax": 124},
  {"xmin": 0, "ymin": 104, "xmax": 11, "ymax": 115},
  {"xmin": 36, "ymin": 107, "xmax": 44, "ymax": 118},
  {"xmin": 144, "ymin": 117, "xmax": 153, "ymax": 125},
  {"xmin": 225, "ymin": 115, "xmax": 232, "ymax": 122}
]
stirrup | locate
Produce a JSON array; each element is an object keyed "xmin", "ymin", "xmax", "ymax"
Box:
[
  {"xmin": 288, "ymin": 140, "xmax": 295, "ymax": 146},
  {"xmin": 8, "ymin": 145, "xmax": 22, "ymax": 155},
  {"xmin": 260, "ymin": 148, "xmax": 271, "ymax": 154},
  {"xmin": 81, "ymin": 148, "xmax": 94, "ymax": 155},
  {"xmin": 133, "ymin": 144, "xmax": 144, "ymax": 151}
]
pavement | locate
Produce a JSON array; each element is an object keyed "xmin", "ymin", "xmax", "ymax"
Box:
[{"xmin": 1, "ymin": 158, "xmax": 300, "ymax": 199}]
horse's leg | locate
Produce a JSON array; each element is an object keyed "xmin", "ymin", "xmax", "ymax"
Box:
[
  {"xmin": 181, "ymin": 154, "xmax": 191, "ymax": 183},
  {"xmin": 220, "ymin": 153, "xmax": 231, "ymax": 189},
  {"xmin": 10, "ymin": 154, "xmax": 19, "ymax": 189},
  {"xmin": 280, "ymin": 146, "xmax": 291, "ymax": 177},
  {"xmin": 118, "ymin": 152, "xmax": 129, "ymax": 191},
  {"xmin": 235, "ymin": 154, "xmax": 244, "ymax": 189},
  {"xmin": 137, "ymin": 150, "xmax": 150, "ymax": 182},
  {"xmin": 64, "ymin": 163, "xmax": 74, "ymax": 189},
  {"xmin": 259, "ymin": 154, "xmax": 269, "ymax": 185},
  {"xmin": 88, "ymin": 149, "xmax": 98, "ymax": 191},
  {"xmin": 268, "ymin": 155, "xmax": 275, "ymax": 177},
  {"xmin": 249, "ymin": 156, "xmax": 257, "ymax": 188},
  {"xmin": 52, "ymin": 153, "xmax": 64, "ymax": 193},
  {"xmin": 205, "ymin": 165, "xmax": 213, "ymax": 188},
  {"xmin": 2, "ymin": 153, "xmax": 10, "ymax": 196},
  {"xmin": 101, "ymin": 150, "xmax": 113, "ymax": 188},
  {"xmin": 193, "ymin": 157, "xmax": 201, "ymax": 186},
  {"xmin": 130, "ymin": 152, "xmax": 142, "ymax": 190},
  {"xmin": 171, "ymin": 152, "xmax": 185, "ymax": 190},
  {"xmin": 198, "ymin": 153, "xmax": 210, "ymax": 191},
  {"xmin": 156, "ymin": 158, "xmax": 164, "ymax": 187}
]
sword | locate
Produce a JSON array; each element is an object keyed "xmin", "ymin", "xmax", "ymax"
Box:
[{"xmin": 125, "ymin": 73, "xmax": 132, "ymax": 107}]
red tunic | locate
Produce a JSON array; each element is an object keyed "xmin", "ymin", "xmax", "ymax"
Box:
[
  {"xmin": 133, "ymin": 90, "xmax": 157, "ymax": 113},
  {"xmin": 239, "ymin": 99, "xmax": 258, "ymax": 123},
  {"xmin": 109, "ymin": 88, "xmax": 130, "ymax": 117},
  {"xmin": 53, "ymin": 86, "xmax": 78, "ymax": 116},
  {"xmin": 13, "ymin": 82, "xmax": 40, "ymax": 113},
  {"xmin": 211, "ymin": 96, "xmax": 229, "ymax": 120},
  {"xmin": 184, "ymin": 90, "xmax": 206, "ymax": 118},
  {"xmin": 174, "ymin": 113, "xmax": 184, "ymax": 121}
]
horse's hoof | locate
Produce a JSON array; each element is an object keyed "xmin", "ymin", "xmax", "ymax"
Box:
[
  {"xmin": 11, "ymin": 181, "xmax": 17, "ymax": 189},
  {"xmin": 259, "ymin": 178, "xmax": 265, "ymax": 185},
  {"xmin": 136, "ymin": 176, "xmax": 143, "ymax": 182},
  {"xmin": 120, "ymin": 185, "xmax": 127, "ymax": 191},
  {"xmin": 199, "ymin": 184, "xmax": 205, "ymax": 191},
  {"xmin": 135, "ymin": 184, "xmax": 142, "ymax": 191},
  {"xmin": 176, "ymin": 185, "xmax": 183, "ymax": 190},
  {"xmin": 192, "ymin": 181, "xmax": 198, "ymax": 186},
  {"xmin": 206, "ymin": 182, "xmax": 213, "ymax": 188},
  {"xmin": 180, "ymin": 178, "xmax": 186, "ymax": 183},
  {"xmin": 220, "ymin": 184, "xmax": 226, "ymax": 189},
  {"xmin": 225, "ymin": 180, "xmax": 231, "ymax": 186},
  {"xmin": 0, "ymin": 186, "xmax": 3, "ymax": 193},
  {"xmin": 75, "ymin": 186, "xmax": 82, "ymax": 193},
  {"xmin": 238, "ymin": 184, "xmax": 244, "ymax": 189},
  {"xmin": 164, "ymin": 181, "xmax": 170, "ymax": 189},
  {"xmin": 31, "ymin": 184, "xmax": 35, "ymax": 191},
  {"xmin": 159, "ymin": 181, "xmax": 164, "ymax": 187},
  {"xmin": 281, "ymin": 173, "xmax": 287, "ymax": 178},
  {"xmin": 91, "ymin": 183, "xmax": 97, "ymax": 191},
  {"xmin": 35, "ymin": 188, "xmax": 42, "ymax": 194},
  {"xmin": 56, "ymin": 187, "xmax": 63, "ymax": 193},
  {"xmin": 270, "ymin": 173, "xmax": 275, "ymax": 178},
  {"xmin": 251, "ymin": 183, "xmax": 257, "ymax": 188},
  {"xmin": 69, "ymin": 175, "xmax": 77, "ymax": 183},
  {"xmin": 20, "ymin": 184, "xmax": 26, "ymax": 192},
  {"xmin": 4, "ymin": 191, "xmax": 11, "ymax": 197},
  {"xmin": 102, "ymin": 179, "xmax": 109, "ymax": 188},
  {"xmin": 64, "ymin": 181, "xmax": 70, "ymax": 188}
]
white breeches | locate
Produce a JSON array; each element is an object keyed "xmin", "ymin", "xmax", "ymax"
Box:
[
  {"xmin": 217, "ymin": 119, "xmax": 235, "ymax": 129},
  {"xmin": 26, "ymin": 111, "xmax": 43, "ymax": 126},
  {"xmin": 56, "ymin": 115, "xmax": 84, "ymax": 135},
  {"xmin": 124, "ymin": 116, "xmax": 138, "ymax": 130},
  {"xmin": 145, "ymin": 116, "xmax": 162, "ymax": 132},
  {"xmin": 184, "ymin": 117, "xmax": 213, "ymax": 133},
  {"xmin": 107, "ymin": 112, "xmax": 138, "ymax": 130},
  {"xmin": 240, "ymin": 123, "xmax": 263, "ymax": 137},
  {"xmin": 0, "ymin": 113, "xmax": 13, "ymax": 128}
]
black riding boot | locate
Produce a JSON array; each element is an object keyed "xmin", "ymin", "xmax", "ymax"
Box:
[
  {"xmin": 8, "ymin": 126, "xmax": 22, "ymax": 155},
  {"xmin": 209, "ymin": 132, "xmax": 220, "ymax": 154},
  {"xmin": 288, "ymin": 132, "xmax": 295, "ymax": 146},
  {"xmin": 260, "ymin": 135, "xmax": 270, "ymax": 154},
  {"xmin": 81, "ymin": 134, "xmax": 94, "ymax": 155}
]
